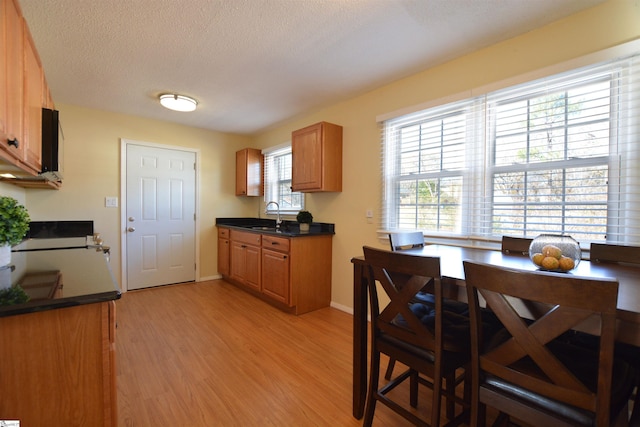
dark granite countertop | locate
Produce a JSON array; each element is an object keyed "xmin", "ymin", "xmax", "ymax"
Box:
[
  {"xmin": 216, "ymin": 217, "xmax": 335, "ymax": 236},
  {"xmin": 0, "ymin": 242, "xmax": 121, "ymax": 317}
]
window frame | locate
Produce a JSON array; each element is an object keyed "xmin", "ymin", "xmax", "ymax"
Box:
[
  {"xmin": 262, "ymin": 144, "xmax": 304, "ymax": 215},
  {"xmin": 380, "ymin": 50, "xmax": 640, "ymax": 246}
]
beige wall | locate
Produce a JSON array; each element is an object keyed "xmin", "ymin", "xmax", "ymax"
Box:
[
  {"xmin": 251, "ymin": 0, "xmax": 640, "ymax": 311},
  {"xmin": 3, "ymin": 105, "xmax": 254, "ymax": 284},
  {"xmin": 2, "ymin": 0, "xmax": 638, "ymax": 311}
]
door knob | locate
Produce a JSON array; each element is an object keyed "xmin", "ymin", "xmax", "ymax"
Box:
[
  {"xmin": 127, "ymin": 227, "xmax": 135, "ymax": 232},
  {"xmin": 128, "ymin": 216, "xmax": 135, "ymax": 222}
]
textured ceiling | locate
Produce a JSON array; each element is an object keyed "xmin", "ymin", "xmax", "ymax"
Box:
[{"xmin": 19, "ymin": 0, "xmax": 604, "ymax": 135}]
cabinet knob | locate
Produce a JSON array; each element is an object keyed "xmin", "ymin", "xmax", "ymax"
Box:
[{"xmin": 7, "ymin": 138, "xmax": 19, "ymax": 148}]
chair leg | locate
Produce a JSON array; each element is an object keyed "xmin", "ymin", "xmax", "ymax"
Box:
[
  {"xmin": 445, "ymin": 372, "xmax": 455, "ymax": 420},
  {"xmin": 462, "ymin": 368, "xmax": 472, "ymax": 424},
  {"xmin": 410, "ymin": 369, "xmax": 419, "ymax": 408},
  {"xmin": 630, "ymin": 386, "xmax": 640, "ymax": 427},
  {"xmin": 362, "ymin": 349, "xmax": 382, "ymax": 427},
  {"xmin": 469, "ymin": 390, "xmax": 485, "ymax": 427},
  {"xmin": 384, "ymin": 358, "xmax": 396, "ymax": 380},
  {"xmin": 491, "ymin": 412, "xmax": 511, "ymax": 427},
  {"xmin": 431, "ymin": 365, "xmax": 443, "ymax": 427}
]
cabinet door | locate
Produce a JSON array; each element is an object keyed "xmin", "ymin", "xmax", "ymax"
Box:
[
  {"xmin": 236, "ymin": 148, "xmax": 263, "ymax": 196},
  {"xmin": 230, "ymin": 241, "xmax": 247, "ymax": 282},
  {"xmin": 229, "ymin": 241, "xmax": 261, "ymax": 291},
  {"xmin": 262, "ymin": 248, "xmax": 290, "ymax": 305},
  {"xmin": 244, "ymin": 244, "xmax": 261, "ymax": 290},
  {"xmin": 218, "ymin": 237, "xmax": 230, "ymax": 276},
  {"xmin": 291, "ymin": 123, "xmax": 322, "ymax": 191},
  {"xmin": 107, "ymin": 300, "xmax": 117, "ymax": 427},
  {"xmin": 0, "ymin": 0, "xmax": 6, "ymax": 142},
  {"xmin": 235, "ymin": 149, "xmax": 248, "ymax": 195},
  {"xmin": 0, "ymin": 302, "xmax": 116, "ymax": 426},
  {"xmin": 23, "ymin": 21, "xmax": 43, "ymax": 173},
  {"xmin": 2, "ymin": 0, "xmax": 25, "ymax": 163},
  {"xmin": 291, "ymin": 122, "xmax": 342, "ymax": 192}
]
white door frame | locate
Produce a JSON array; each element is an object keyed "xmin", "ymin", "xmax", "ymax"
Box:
[{"xmin": 119, "ymin": 138, "xmax": 201, "ymax": 292}]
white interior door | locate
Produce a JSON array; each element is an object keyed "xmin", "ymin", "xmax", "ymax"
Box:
[{"xmin": 126, "ymin": 143, "xmax": 196, "ymax": 290}]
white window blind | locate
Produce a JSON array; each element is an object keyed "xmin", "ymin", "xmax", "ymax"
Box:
[
  {"xmin": 381, "ymin": 53, "xmax": 640, "ymax": 245},
  {"xmin": 262, "ymin": 144, "xmax": 304, "ymax": 214}
]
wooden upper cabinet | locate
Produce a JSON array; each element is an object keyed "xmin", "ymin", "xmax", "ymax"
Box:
[
  {"xmin": 291, "ymin": 121, "xmax": 342, "ymax": 192},
  {"xmin": 236, "ymin": 148, "xmax": 263, "ymax": 196},
  {"xmin": 22, "ymin": 18, "xmax": 43, "ymax": 173},
  {"xmin": 1, "ymin": 0, "xmax": 26, "ymax": 164},
  {"xmin": 0, "ymin": 0, "xmax": 6, "ymax": 143}
]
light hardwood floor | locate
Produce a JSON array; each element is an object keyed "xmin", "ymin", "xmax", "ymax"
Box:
[{"xmin": 116, "ymin": 279, "xmax": 466, "ymax": 426}]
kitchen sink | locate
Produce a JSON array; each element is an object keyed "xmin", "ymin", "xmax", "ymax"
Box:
[{"xmin": 250, "ymin": 226, "xmax": 278, "ymax": 231}]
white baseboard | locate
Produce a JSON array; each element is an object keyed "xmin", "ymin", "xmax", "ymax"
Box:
[
  {"xmin": 330, "ymin": 301, "xmax": 353, "ymax": 315},
  {"xmin": 198, "ymin": 274, "xmax": 221, "ymax": 282}
]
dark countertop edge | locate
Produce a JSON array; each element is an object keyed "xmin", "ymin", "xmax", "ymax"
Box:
[
  {"xmin": 216, "ymin": 217, "xmax": 335, "ymax": 236},
  {"xmin": 0, "ymin": 290, "xmax": 121, "ymax": 318}
]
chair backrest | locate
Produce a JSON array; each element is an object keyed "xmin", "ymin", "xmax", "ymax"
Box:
[
  {"xmin": 363, "ymin": 246, "xmax": 448, "ymax": 352},
  {"xmin": 463, "ymin": 260, "xmax": 619, "ymax": 426},
  {"xmin": 590, "ymin": 242, "xmax": 640, "ymax": 264},
  {"xmin": 389, "ymin": 231, "xmax": 425, "ymax": 251},
  {"xmin": 500, "ymin": 236, "xmax": 532, "ymax": 256}
]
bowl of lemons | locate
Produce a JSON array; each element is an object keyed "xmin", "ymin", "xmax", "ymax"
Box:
[{"xmin": 529, "ymin": 234, "xmax": 581, "ymax": 272}]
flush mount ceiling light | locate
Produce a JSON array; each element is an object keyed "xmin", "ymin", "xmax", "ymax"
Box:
[{"xmin": 159, "ymin": 93, "xmax": 198, "ymax": 112}]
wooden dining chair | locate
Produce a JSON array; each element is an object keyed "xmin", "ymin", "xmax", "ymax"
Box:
[
  {"xmin": 363, "ymin": 246, "xmax": 470, "ymax": 427},
  {"xmin": 590, "ymin": 243, "xmax": 640, "ymax": 264},
  {"xmin": 385, "ymin": 232, "xmax": 471, "ymax": 385},
  {"xmin": 589, "ymin": 243, "xmax": 640, "ymax": 426},
  {"xmin": 389, "ymin": 231, "xmax": 425, "ymax": 251},
  {"xmin": 463, "ymin": 260, "xmax": 636, "ymax": 427},
  {"xmin": 385, "ymin": 231, "xmax": 426, "ymax": 380},
  {"xmin": 500, "ymin": 236, "xmax": 532, "ymax": 256}
]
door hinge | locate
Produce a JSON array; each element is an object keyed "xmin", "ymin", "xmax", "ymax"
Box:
[{"xmin": 194, "ymin": 213, "xmax": 196, "ymax": 221}]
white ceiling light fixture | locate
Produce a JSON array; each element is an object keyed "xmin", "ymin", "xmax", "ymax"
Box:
[{"xmin": 159, "ymin": 93, "xmax": 198, "ymax": 112}]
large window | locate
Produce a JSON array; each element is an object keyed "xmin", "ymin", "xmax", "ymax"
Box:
[
  {"xmin": 382, "ymin": 53, "xmax": 640, "ymax": 245},
  {"xmin": 263, "ymin": 145, "xmax": 304, "ymax": 214}
]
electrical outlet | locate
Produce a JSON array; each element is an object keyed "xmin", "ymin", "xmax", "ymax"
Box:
[{"xmin": 105, "ymin": 197, "xmax": 118, "ymax": 208}]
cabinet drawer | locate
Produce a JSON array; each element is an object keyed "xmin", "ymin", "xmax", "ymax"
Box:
[
  {"xmin": 230, "ymin": 229, "xmax": 261, "ymax": 246},
  {"xmin": 262, "ymin": 235, "xmax": 290, "ymax": 252},
  {"xmin": 218, "ymin": 227, "xmax": 230, "ymax": 239}
]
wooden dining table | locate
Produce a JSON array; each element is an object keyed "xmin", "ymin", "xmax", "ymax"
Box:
[{"xmin": 350, "ymin": 244, "xmax": 640, "ymax": 419}]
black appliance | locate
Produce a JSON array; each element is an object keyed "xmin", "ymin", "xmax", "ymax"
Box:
[{"xmin": 41, "ymin": 107, "xmax": 63, "ymax": 181}]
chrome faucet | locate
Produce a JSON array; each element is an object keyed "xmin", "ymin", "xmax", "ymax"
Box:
[{"xmin": 266, "ymin": 201, "xmax": 282, "ymax": 230}]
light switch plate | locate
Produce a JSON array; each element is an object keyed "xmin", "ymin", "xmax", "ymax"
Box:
[{"xmin": 105, "ymin": 197, "xmax": 118, "ymax": 207}]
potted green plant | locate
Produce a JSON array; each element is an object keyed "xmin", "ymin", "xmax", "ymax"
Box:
[
  {"xmin": 296, "ymin": 210, "xmax": 313, "ymax": 232},
  {"xmin": 0, "ymin": 196, "xmax": 30, "ymax": 267},
  {"xmin": 0, "ymin": 284, "xmax": 29, "ymax": 305}
]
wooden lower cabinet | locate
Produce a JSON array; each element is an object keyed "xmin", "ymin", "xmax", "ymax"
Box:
[
  {"xmin": 262, "ymin": 246, "xmax": 290, "ymax": 304},
  {"xmin": 217, "ymin": 228, "xmax": 230, "ymax": 276},
  {"xmin": 229, "ymin": 230, "xmax": 261, "ymax": 291},
  {"xmin": 219, "ymin": 226, "xmax": 333, "ymax": 314},
  {"xmin": 0, "ymin": 300, "xmax": 117, "ymax": 426}
]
